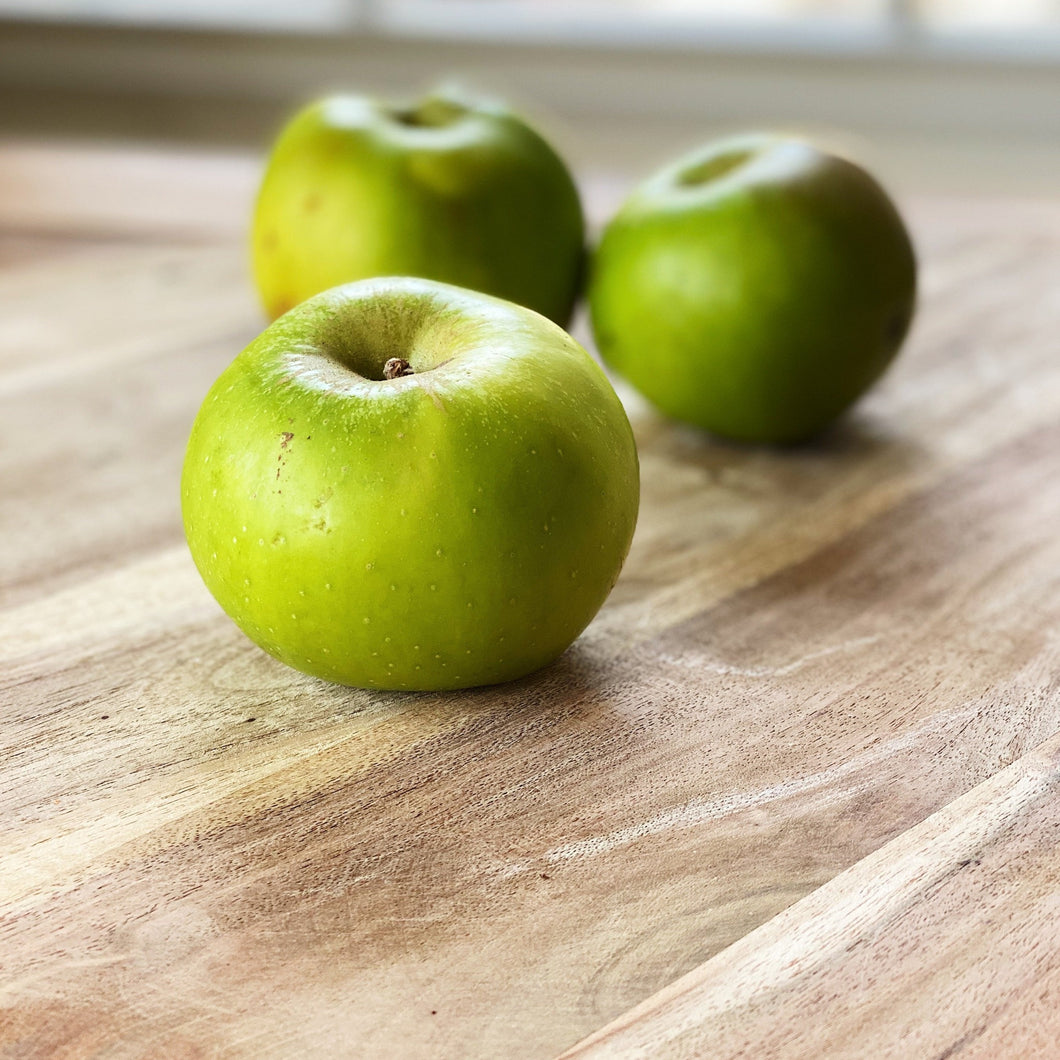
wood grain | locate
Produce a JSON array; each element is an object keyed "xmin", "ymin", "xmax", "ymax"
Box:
[
  {"xmin": 561, "ymin": 728, "xmax": 1060, "ymax": 1059},
  {"xmin": 2, "ymin": 142, "xmax": 1060, "ymax": 1059},
  {"xmin": 0, "ymin": 140, "xmax": 257, "ymax": 239}
]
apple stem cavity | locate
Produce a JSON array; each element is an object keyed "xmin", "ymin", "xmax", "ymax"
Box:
[
  {"xmin": 678, "ymin": 149, "xmax": 754, "ymax": 187},
  {"xmin": 383, "ymin": 357, "xmax": 414, "ymax": 380},
  {"xmin": 389, "ymin": 98, "xmax": 466, "ymax": 129}
]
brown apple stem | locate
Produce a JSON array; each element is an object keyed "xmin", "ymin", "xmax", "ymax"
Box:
[{"xmin": 383, "ymin": 357, "xmax": 414, "ymax": 380}]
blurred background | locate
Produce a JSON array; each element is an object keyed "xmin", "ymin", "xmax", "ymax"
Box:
[{"xmin": 0, "ymin": 0, "xmax": 1058, "ymax": 200}]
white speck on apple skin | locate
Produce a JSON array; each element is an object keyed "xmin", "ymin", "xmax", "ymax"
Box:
[{"xmin": 362, "ymin": 616, "xmax": 371, "ymax": 624}]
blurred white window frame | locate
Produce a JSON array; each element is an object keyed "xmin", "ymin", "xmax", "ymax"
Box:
[
  {"xmin": 2, "ymin": 0, "xmax": 1060, "ymax": 59},
  {"xmin": 2, "ymin": 0, "xmax": 1059, "ymax": 196}
]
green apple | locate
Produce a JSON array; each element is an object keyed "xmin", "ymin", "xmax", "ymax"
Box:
[
  {"xmin": 252, "ymin": 88, "xmax": 585, "ymax": 326},
  {"xmin": 181, "ymin": 277, "xmax": 639, "ymax": 692},
  {"xmin": 588, "ymin": 135, "xmax": 917, "ymax": 444}
]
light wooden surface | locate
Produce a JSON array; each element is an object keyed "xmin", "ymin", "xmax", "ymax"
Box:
[
  {"xmin": 2, "ymin": 141, "xmax": 1060, "ymax": 1059},
  {"xmin": 562, "ymin": 729, "xmax": 1060, "ymax": 1059}
]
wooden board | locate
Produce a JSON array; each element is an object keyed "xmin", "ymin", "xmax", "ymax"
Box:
[
  {"xmin": 2, "ymin": 142, "xmax": 1060, "ymax": 1059},
  {"xmin": 562, "ymin": 730, "xmax": 1060, "ymax": 1059}
]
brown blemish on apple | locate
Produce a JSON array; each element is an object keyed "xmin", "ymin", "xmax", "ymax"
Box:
[
  {"xmin": 276, "ymin": 431, "xmax": 295, "ymax": 479},
  {"xmin": 262, "ymin": 230, "xmax": 278, "ymax": 251}
]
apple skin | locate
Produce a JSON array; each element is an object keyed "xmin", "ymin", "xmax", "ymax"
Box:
[
  {"xmin": 181, "ymin": 277, "xmax": 639, "ymax": 692},
  {"xmin": 588, "ymin": 135, "xmax": 917, "ymax": 444},
  {"xmin": 252, "ymin": 89, "xmax": 585, "ymax": 326}
]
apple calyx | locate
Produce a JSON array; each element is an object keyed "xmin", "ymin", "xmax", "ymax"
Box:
[{"xmin": 383, "ymin": 357, "xmax": 414, "ymax": 380}]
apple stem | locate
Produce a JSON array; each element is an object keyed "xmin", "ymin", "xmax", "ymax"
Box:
[{"xmin": 383, "ymin": 357, "xmax": 414, "ymax": 380}]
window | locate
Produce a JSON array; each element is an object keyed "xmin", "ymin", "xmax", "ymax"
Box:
[
  {"xmin": 917, "ymin": 0, "xmax": 1060, "ymax": 30},
  {"xmin": 2, "ymin": 0, "xmax": 1059, "ymax": 54}
]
